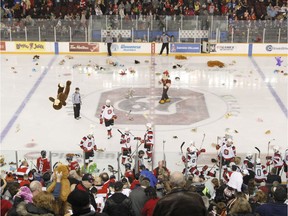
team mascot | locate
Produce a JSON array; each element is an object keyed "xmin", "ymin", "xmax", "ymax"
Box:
[
  {"xmin": 47, "ymin": 163, "xmax": 71, "ymax": 215},
  {"xmin": 159, "ymin": 71, "xmax": 171, "ymax": 104},
  {"xmin": 207, "ymin": 60, "xmax": 225, "ymax": 68},
  {"xmin": 49, "ymin": 80, "xmax": 71, "ymax": 110}
]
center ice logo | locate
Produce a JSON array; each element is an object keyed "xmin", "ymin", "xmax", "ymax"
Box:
[{"xmin": 96, "ymin": 88, "xmax": 209, "ymax": 125}]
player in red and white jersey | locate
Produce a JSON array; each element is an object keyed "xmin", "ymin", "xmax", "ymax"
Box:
[
  {"xmin": 66, "ymin": 154, "xmax": 80, "ymax": 171},
  {"xmin": 218, "ymin": 138, "xmax": 236, "ymax": 169},
  {"xmin": 266, "ymin": 145, "xmax": 283, "ymax": 175},
  {"xmin": 242, "ymin": 152, "xmax": 254, "ymax": 171},
  {"xmin": 142, "ymin": 123, "xmax": 154, "ymax": 163},
  {"xmin": 80, "ymin": 133, "xmax": 97, "ymax": 167},
  {"xmin": 283, "ymin": 149, "xmax": 288, "ymax": 178},
  {"xmin": 255, "ymin": 158, "xmax": 267, "ymax": 183},
  {"xmin": 36, "ymin": 150, "xmax": 51, "ymax": 174},
  {"xmin": 100, "ymin": 99, "xmax": 117, "ymax": 139},
  {"xmin": 124, "ymin": 163, "xmax": 135, "ymax": 183},
  {"xmin": 120, "ymin": 128, "xmax": 132, "ymax": 165},
  {"xmin": 16, "ymin": 160, "xmax": 33, "ymax": 183},
  {"xmin": 182, "ymin": 141, "xmax": 206, "ymax": 176}
]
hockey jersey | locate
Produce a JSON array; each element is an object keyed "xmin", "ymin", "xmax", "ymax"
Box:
[
  {"xmin": 255, "ymin": 164, "xmax": 267, "ymax": 181},
  {"xmin": 100, "ymin": 105, "xmax": 115, "ymax": 120},
  {"xmin": 16, "ymin": 166, "xmax": 33, "ymax": 182},
  {"xmin": 36, "ymin": 157, "xmax": 51, "ymax": 174},
  {"xmin": 120, "ymin": 133, "xmax": 132, "ymax": 150},
  {"xmin": 80, "ymin": 135, "xmax": 97, "ymax": 152},
  {"xmin": 69, "ymin": 161, "xmax": 80, "ymax": 171},
  {"xmin": 143, "ymin": 129, "xmax": 153, "ymax": 147},
  {"xmin": 220, "ymin": 144, "xmax": 236, "ymax": 160},
  {"xmin": 272, "ymin": 152, "xmax": 284, "ymax": 168}
]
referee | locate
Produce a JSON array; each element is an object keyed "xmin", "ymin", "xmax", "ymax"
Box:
[
  {"xmin": 105, "ymin": 31, "xmax": 113, "ymax": 56},
  {"xmin": 72, "ymin": 87, "xmax": 82, "ymax": 120},
  {"xmin": 159, "ymin": 32, "xmax": 170, "ymax": 56}
]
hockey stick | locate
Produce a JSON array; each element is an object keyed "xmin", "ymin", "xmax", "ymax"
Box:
[
  {"xmin": 255, "ymin": 147, "xmax": 261, "ymax": 158},
  {"xmin": 163, "ymin": 140, "xmax": 166, "ymax": 167},
  {"xmin": 199, "ymin": 133, "xmax": 206, "ymax": 150},
  {"xmin": 180, "ymin": 142, "xmax": 185, "ymax": 154},
  {"xmin": 267, "ymin": 139, "xmax": 275, "ymax": 158}
]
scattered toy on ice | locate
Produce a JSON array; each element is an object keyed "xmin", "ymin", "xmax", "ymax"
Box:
[
  {"xmin": 33, "ymin": 55, "xmax": 40, "ymax": 60},
  {"xmin": 73, "ymin": 64, "xmax": 82, "ymax": 69},
  {"xmin": 175, "ymin": 54, "xmax": 187, "ymax": 60},
  {"xmin": 145, "ymin": 60, "xmax": 149, "ymax": 63},
  {"xmin": 175, "ymin": 77, "xmax": 180, "ymax": 80},
  {"xmin": 265, "ymin": 130, "xmax": 271, "ymax": 134},
  {"xmin": 275, "ymin": 56, "xmax": 283, "ymax": 66},
  {"xmin": 172, "ymin": 64, "xmax": 182, "ymax": 69},
  {"xmin": 59, "ymin": 59, "xmax": 65, "ymax": 65},
  {"xmin": 225, "ymin": 112, "xmax": 232, "ymax": 118},
  {"xmin": 32, "ymin": 68, "xmax": 37, "ymax": 72},
  {"xmin": 65, "ymin": 55, "xmax": 74, "ymax": 59},
  {"xmin": 173, "ymin": 136, "xmax": 178, "ymax": 139},
  {"xmin": 119, "ymin": 69, "xmax": 127, "ymax": 76},
  {"xmin": 11, "ymin": 67, "xmax": 15, "ymax": 69},
  {"xmin": 229, "ymin": 60, "xmax": 236, "ymax": 66},
  {"xmin": 207, "ymin": 60, "xmax": 225, "ymax": 68},
  {"xmin": 134, "ymin": 60, "xmax": 140, "ymax": 64},
  {"xmin": 128, "ymin": 67, "xmax": 136, "ymax": 74},
  {"xmin": 257, "ymin": 118, "xmax": 263, "ymax": 122},
  {"xmin": 155, "ymin": 72, "xmax": 161, "ymax": 76},
  {"xmin": 191, "ymin": 128, "xmax": 197, "ymax": 132},
  {"xmin": 15, "ymin": 124, "xmax": 20, "ymax": 133}
]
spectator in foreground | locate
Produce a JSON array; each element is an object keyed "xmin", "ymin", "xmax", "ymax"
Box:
[
  {"xmin": 142, "ymin": 186, "xmax": 159, "ymax": 216},
  {"xmin": 255, "ymin": 185, "xmax": 287, "ymax": 216},
  {"xmin": 103, "ymin": 181, "xmax": 134, "ymax": 216},
  {"xmin": 153, "ymin": 171, "xmax": 207, "ymax": 216},
  {"xmin": 67, "ymin": 189, "xmax": 108, "ymax": 216}
]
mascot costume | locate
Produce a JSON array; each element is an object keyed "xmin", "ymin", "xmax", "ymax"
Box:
[{"xmin": 49, "ymin": 80, "xmax": 71, "ymax": 110}]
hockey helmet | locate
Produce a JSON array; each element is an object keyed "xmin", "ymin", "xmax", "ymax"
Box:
[
  {"xmin": 226, "ymin": 138, "xmax": 233, "ymax": 146},
  {"xmin": 256, "ymin": 158, "xmax": 261, "ymax": 164},
  {"xmin": 124, "ymin": 128, "xmax": 130, "ymax": 134},
  {"xmin": 273, "ymin": 145, "xmax": 279, "ymax": 152},
  {"xmin": 188, "ymin": 145, "xmax": 197, "ymax": 153},
  {"xmin": 146, "ymin": 123, "xmax": 152, "ymax": 129},
  {"xmin": 66, "ymin": 154, "xmax": 73, "ymax": 162},
  {"xmin": 41, "ymin": 150, "xmax": 46, "ymax": 158},
  {"xmin": 106, "ymin": 99, "xmax": 111, "ymax": 106},
  {"xmin": 124, "ymin": 163, "xmax": 131, "ymax": 169},
  {"xmin": 246, "ymin": 152, "xmax": 253, "ymax": 159},
  {"xmin": 138, "ymin": 150, "xmax": 145, "ymax": 155}
]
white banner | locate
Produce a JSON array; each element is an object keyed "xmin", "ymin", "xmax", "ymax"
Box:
[
  {"xmin": 209, "ymin": 43, "xmax": 249, "ymax": 54},
  {"xmin": 253, "ymin": 44, "xmax": 288, "ymax": 55}
]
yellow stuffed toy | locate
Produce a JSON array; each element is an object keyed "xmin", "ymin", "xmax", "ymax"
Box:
[
  {"xmin": 175, "ymin": 54, "xmax": 187, "ymax": 60},
  {"xmin": 207, "ymin": 60, "xmax": 225, "ymax": 68},
  {"xmin": 47, "ymin": 163, "xmax": 71, "ymax": 215}
]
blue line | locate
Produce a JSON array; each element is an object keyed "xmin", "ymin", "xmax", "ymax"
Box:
[
  {"xmin": 0, "ymin": 56, "xmax": 57, "ymax": 143},
  {"xmin": 250, "ymin": 57, "xmax": 287, "ymax": 118}
]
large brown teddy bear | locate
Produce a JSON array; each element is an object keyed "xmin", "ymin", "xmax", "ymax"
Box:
[
  {"xmin": 49, "ymin": 80, "xmax": 71, "ymax": 110},
  {"xmin": 207, "ymin": 60, "xmax": 225, "ymax": 68},
  {"xmin": 47, "ymin": 163, "xmax": 71, "ymax": 215}
]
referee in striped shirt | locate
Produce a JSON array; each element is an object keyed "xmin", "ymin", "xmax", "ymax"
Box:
[{"xmin": 159, "ymin": 32, "xmax": 170, "ymax": 56}]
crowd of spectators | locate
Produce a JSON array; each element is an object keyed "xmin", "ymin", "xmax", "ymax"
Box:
[
  {"xmin": 0, "ymin": 156, "xmax": 287, "ymax": 216},
  {"xmin": 1, "ymin": 0, "xmax": 287, "ymax": 22}
]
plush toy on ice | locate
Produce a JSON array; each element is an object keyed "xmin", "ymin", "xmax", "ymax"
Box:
[{"xmin": 49, "ymin": 80, "xmax": 71, "ymax": 110}]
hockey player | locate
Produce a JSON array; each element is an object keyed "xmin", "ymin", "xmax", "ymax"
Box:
[
  {"xmin": 142, "ymin": 123, "xmax": 154, "ymax": 163},
  {"xmin": 243, "ymin": 152, "xmax": 254, "ymax": 171},
  {"xmin": 182, "ymin": 141, "xmax": 206, "ymax": 176},
  {"xmin": 124, "ymin": 163, "xmax": 135, "ymax": 183},
  {"xmin": 100, "ymin": 99, "xmax": 117, "ymax": 139},
  {"xmin": 217, "ymin": 138, "xmax": 236, "ymax": 169},
  {"xmin": 66, "ymin": 154, "xmax": 80, "ymax": 171},
  {"xmin": 159, "ymin": 71, "xmax": 171, "ymax": 104},
  {"xmin": 79, "ymin": 132, "xmax": 97, "ymax": 168},
  {"xmin": 120, "ymin": 128, "xmax": 132, "ymax": 165},
  {"xmin": 255, "ymin": 158, "xmax": 267, "ymax": 183},
  {"xmin": 266, "ymin": 145, "xmax": 283, "ymax": 175},
  {"xmin": 36, "ymin": 150, "xmax": 51, "ymax": 175},
  {"xmin": 284, "ymin": 149, "xmax": 288, "ymax": 178}
]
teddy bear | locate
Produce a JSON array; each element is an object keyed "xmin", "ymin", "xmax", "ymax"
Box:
[
  {"xmin": 207, "ymin": 60, "xmax": 225, "ymax": 68},
  {"xmin": 175, "ymin": 54, "xmax": 187, "ymax": 60},
  {"xmin": 47, "ymin": 163, "xmax": 71, "ymax": 215},
  {"xmin": 49, "ymin": 80, "xmax": 71, "ymax": 110}
]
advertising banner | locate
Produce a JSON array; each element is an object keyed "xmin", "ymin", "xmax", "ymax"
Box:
[
  {"xmin": 0, "ymin": 41, "xmax": 6, "ymax": 51},
  {"xmin": 15, "ymin": 42, "xmax": 45, "ymax": 51},
  {"xmin": 253, "ymin": 44, "xmax": 288, "ymax": 55},
  {"xmin": 69, "ymin": 42, "xmax": 99, "ymax": 52},
  {"xmin": 209, "ymin": 43, "xmax": 248, "ymax": 54},
  {"xmin": 170, "ymin": 43, "xmax": 200, "ymax": 53}
]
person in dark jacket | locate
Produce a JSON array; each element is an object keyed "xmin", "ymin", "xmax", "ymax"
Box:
[
  {"xmin": 153, "ymin": 171, "xmax": 207, "ymax": 216},
  {"xmin": 103, "ymin": 181, "xmax": 135, "ymax": 216},
  {"xmin": 67, "ymin": 189, "xmax": 108, "ymax": 216}
]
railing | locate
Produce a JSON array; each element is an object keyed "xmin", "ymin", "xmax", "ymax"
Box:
[{"xmin": 0, "ymin": 15, "xmax": 287, "ymax": 43}]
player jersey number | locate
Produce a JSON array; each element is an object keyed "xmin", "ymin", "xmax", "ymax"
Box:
[
  {"xmin": 256, "ymin": 168, "xmax": 262, "ymax": 177},
  {"xmin": 38, "ymin": 162, "xmax": 43, "ymax": 172},
  {"xmin": 108, "ymin": 109, "xmax": 112, "ymax": 115}
]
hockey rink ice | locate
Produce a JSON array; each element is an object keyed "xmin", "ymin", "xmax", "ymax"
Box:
[{"xmin": 0, "ymin": 53, "xmax": 287, "ymax": 174}]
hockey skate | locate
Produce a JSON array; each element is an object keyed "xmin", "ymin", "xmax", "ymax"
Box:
[{"xmin": 159, "ymin": 99, "xmax": 165, "ymax": 104}]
